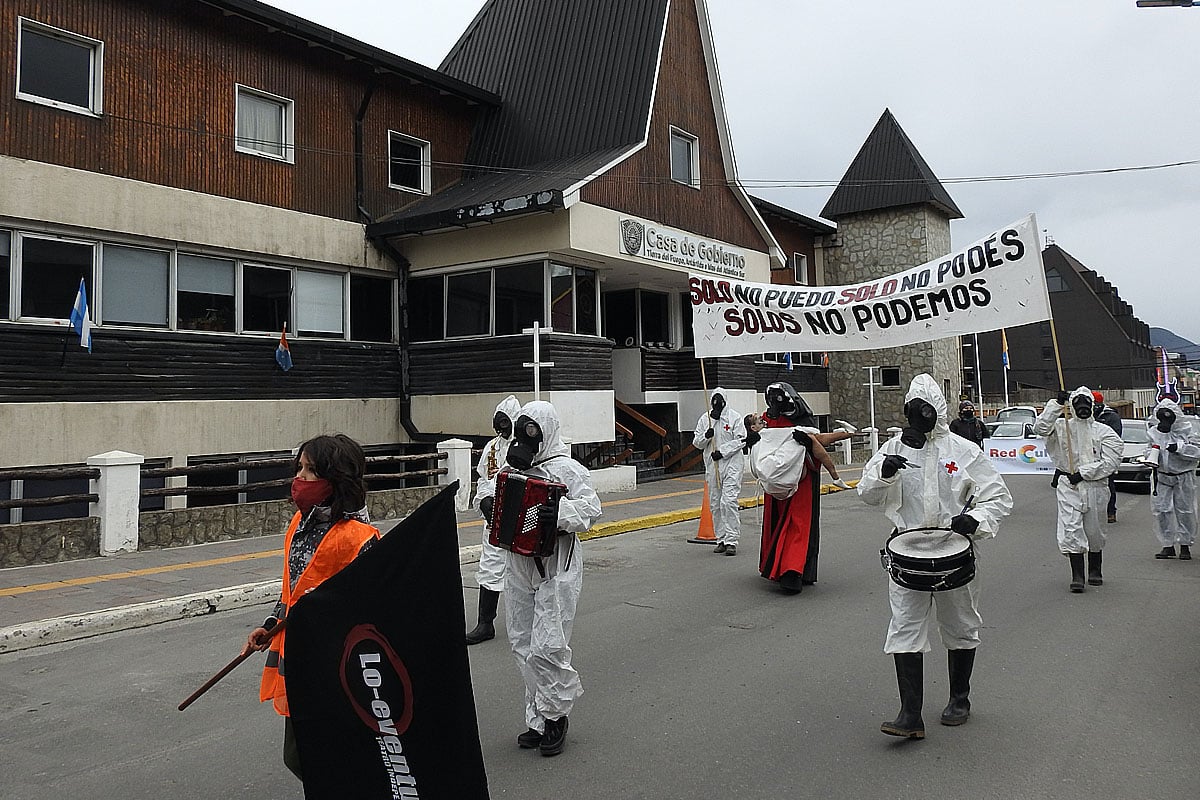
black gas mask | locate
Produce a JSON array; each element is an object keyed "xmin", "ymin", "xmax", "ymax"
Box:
[
  {"xmin": 904, "ymin": 399, "xmax": 938, "ymax": 434},
  {"xmin": 1156, "ymin": 407, "xmax": 1176, "ymax": 433},
  {"xmin": 765, "ymin": 384, "xmax": 797, "ymax": 420},
  {"xmin": 493, "ymin": 411, "xmax": 513, "ymax": 439},
  {"xmin": 1071, "ymin": 395, "xmax": 1093, "ymax": 420},
  {"xmin": 505, "ymin": 416, "xmax": 543, "ymax": 471},
  {"xmin": 710, "ymin": 394, "xmax": 726, "ymax": 420}
]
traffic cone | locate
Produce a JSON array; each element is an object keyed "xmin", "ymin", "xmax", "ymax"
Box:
[{"xmin": 688, "ymin": 484, "xmax": 718, "ymax": 544}]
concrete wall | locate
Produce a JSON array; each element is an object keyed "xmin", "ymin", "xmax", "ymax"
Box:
[
  {"xmin": 0, "ymin": 398, "xmax": 402, "ymax": 468},
  {"xmin": 410, "ymin": 390, "xmax": 614, "ymax": 444}
]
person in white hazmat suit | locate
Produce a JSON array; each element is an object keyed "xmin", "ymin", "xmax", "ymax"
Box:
[
  {"xmin": 467, "ymin": 395, "xmax": 522, "ymax": 645},
  {"xmin": 1033, "ymin": 386, "xmax": 1123, "ymax": 591},
  {"xmin": 477, "ymin": 400, "xmax": 601, "ymax": 758},
  {"xmin": 1146, "ymin": 397, "xmax": 1200, "ymax": 560},
  {"xmin": 692, "ymin": 387, "xmax": 746, "ymax": 555},
  {"xmin": 858, "ymin": 374, "xmax": 1013, "ymax": 739}
]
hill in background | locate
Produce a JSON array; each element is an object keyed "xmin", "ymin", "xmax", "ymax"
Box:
[{"xmin": 1150, "ymin": 327, "xmax": 1200, "ymax": 364}]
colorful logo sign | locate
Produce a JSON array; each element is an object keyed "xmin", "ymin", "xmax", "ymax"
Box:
[{"xmin": 1018, "ymin": 444, "xmax": 1038, "ymax": 463}]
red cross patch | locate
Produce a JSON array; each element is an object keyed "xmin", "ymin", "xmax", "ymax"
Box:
[{"xmin": 945, "ymin": 461, "xmax": 959, "ymax": 475}]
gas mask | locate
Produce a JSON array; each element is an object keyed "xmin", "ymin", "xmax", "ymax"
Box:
[
  {"xmin": 765, "ymin": 385, "xmax": 797, "ymax": 419},
  {"xmin": 710, "ymin": 394, "xmax": 726, "ymax": 420},
  {"xmin": 1156, "ymin": 408, "xmax": 1176, "ymax": 433},
  {"xmin": 492, "ymin": 411, "xmax": 513, "ymax": 440},
  {"xmin": 904, "ymin": 399, "xmax": 938, "ymax": 434},
  {"xmin": 505, "ymin": 416, "xmax": 543, "ymax": 470},
  {"xmin": 1071, "ymin": 395, "xmax": 1093, "ymax": 420}
]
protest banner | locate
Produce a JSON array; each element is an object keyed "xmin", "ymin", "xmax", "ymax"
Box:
[{"xmin": 690, "ymin": 214, "xmax": 1051, "ymax": 358}]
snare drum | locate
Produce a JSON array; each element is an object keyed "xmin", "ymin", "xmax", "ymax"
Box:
[{"xmin": 881, "ymin": 530, "xmax": 975, "ymax": 592}]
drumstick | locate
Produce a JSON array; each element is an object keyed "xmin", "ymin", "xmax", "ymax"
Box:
[{"xmin": 178, "ymin": 619, "xmax": 286, "ymax": 711}]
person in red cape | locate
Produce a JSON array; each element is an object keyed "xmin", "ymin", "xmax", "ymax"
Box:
[{"xmin": 758, "ymin": 382, "xmax": 824, "ymax": 594}]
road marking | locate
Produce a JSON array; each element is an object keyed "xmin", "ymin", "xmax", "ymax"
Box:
[{"xmin": 0, "ymin": 550, "xmax": 282, "ymax": 597}]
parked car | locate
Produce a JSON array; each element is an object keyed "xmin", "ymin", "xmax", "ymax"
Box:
[
  {"xmin": 989, "ymin": 421, "xmax": 1035, "ymax": 439},
  {"xmin": 1115, "ymin": 420, "xmax": 1152, "ymax": 490},
  {"xmin": 985, "ymin": 406, "xmax": 1039, "ymax": 436}
]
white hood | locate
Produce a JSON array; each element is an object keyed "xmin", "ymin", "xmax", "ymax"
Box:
[
  {"xmin": 518, "ymin": 400, "xmax": 571, "ymax": 464},
  {"xmin": 904, "ymin": 373, "xmax": 951, "ymax": 441}
]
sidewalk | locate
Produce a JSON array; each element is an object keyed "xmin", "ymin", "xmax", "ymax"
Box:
[{"xmin": 0, "ymin": 467, "xmax": 863, "ymax": 653}]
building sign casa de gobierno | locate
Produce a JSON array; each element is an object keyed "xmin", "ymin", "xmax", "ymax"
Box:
[{"xmin": 619, "ymin": 218, "xmax": 747, "ymax": 280}]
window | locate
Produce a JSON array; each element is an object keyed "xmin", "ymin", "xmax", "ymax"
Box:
[
  {"xmin": 604, "ymin": 289, "xmax": 637, "ymax": 347},
  {"xmin": 793, "ymin": 253, "xmax": 809, "ymax": 285},
  {"xmin": 16, "ymin": 19, "xmax": 103, "ymax": 115},
  {"xmin": 235, "ymin": 85, "xmax": 293, "ymax": 161},
  {"xmin": 494, "ymin": 264, "xmax": 543, "ymax": 336},
  {"xmin": 680, "ymin": 291, "xmax": 694, "ymax": 348},
  {"xmin": 575, "ymin": 268, "xmax": 598, "ymax": 336},
  {"xmin": 18, "ymin": 235, "xmax": 94, "ymax": 320},
  {"xmin": 639, "ymin": 290, "xmax": 670, "ymax": 345},
  {"xmin": 1042, "ymin": 346, "xmax": 1055, "ymax": 361},
  {"xmin": 0, "ymin": 232, "xmax": 9, "ymax": 320},
  {"xmin": 881, "ymin": 366, "xmax": 901, "ymax": 388},
  {"xmin": 446, "ymin": 271, "xmax": 490, "ymax": 337},
  {"xmin": 296, "ymin": 270, "xmax": 344, "ymax": 338},
  {"xmin": 242, "ymin": 265, "xmax": 290, "ymax": 333},
  {"xmin": 350, "ymin": 275, "xmax": 393, "ymax": 343},
  {"xmin": 177, "ymin": 254, "xmax": 235, "ymax": 332},
  {"xmin": 1045, "ymin": 267, "xmax": 1069, "ymax": 293},
  {"xmin": 388, "ymin": 131, "xmax": 431, "ymax": 194},
  {"xmin": 550, "ymin": 264, "xmax": 598, "ymax": 335},
  {"xmin": 407, "ymin": 276, "xmax": 444, "ymax": 341},
  {"xmin": 669, "ymin": 127, "xmax": 699, "ymax": 188},
  {"xmin": 101, "ymin": 245, "xmax": 169, "ymax": 327}
]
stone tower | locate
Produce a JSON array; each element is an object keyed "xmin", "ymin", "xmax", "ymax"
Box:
[{"xmin": 819, "ymin": 109, "xmax": 964, "ymax": 439}]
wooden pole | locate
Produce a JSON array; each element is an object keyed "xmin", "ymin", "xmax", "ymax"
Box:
[
  {"xmin": 1047, "ymin": 318, "xmax": 1076, "ymax": 474},
  {"xmin": 178, "ymin": 619, "xmax": 287, "ymax": 711},
  {"xmin": 699, "ymin": 359, "xmax": 721, "ymax": 492}
]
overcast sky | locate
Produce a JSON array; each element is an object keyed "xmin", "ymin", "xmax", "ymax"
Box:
[{"xmin": 265, "ymin": 0, "xmax": 1200, "ymax": 344}]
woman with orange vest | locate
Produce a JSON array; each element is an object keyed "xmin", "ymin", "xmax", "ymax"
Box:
[{"xmin": 243, "ymin": 434, "xmax": 379, "ymax": 779}]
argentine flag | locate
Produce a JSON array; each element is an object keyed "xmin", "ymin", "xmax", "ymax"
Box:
[
  {"xmin": 69, "ymin": 279, "xmax": 93, "ymax": 352},
  {"xmin": 276, "ymin": 323, "xmax": 293, "ymax": 371}
]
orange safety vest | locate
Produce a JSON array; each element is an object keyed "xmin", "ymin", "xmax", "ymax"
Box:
[{"xmin": 259, "ymin": 512, "xmax": 378, "ymax": 716}]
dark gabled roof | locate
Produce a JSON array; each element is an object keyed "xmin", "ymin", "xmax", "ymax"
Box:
[
  {"xmin": 821, "ymin": 109, "xmax": 962, "ymax": 221},
  {"xmin": 197, "ymin": 0, "xmax": 499, "ymax": 106},
  {"xmin": 749, "ymin": 195, "xmax": 837, "ymax": 236},
  {"xmin": 369, "ymin": 0, "xmax": 669, "ymax": 236},
  {"xmin": 1043, "ymin": 244, "xmax": 1151, "ymax": 342}
]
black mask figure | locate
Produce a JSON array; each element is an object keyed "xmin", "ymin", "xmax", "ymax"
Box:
[
  {"xmin": 493, "ymin": 411, "xmax": 513, "ymax": 439},
  {"xmin": 958, "ymin": 402, "xmax": 975, "ymax": 420},
  {"xmin": 1071, "ymin": 395, "xmax": 1093, "ymax": 420},
  {"xmin": 506, "ymin": 416, "xmax": 543, "ymax": 470},
  {"xmin": 901, "ymin": 399, "xmax": 937, "ymax": 449},
  {"xmin": 1156, "ymin": 407, "xmax": 1176, "ymax": 433},
  {"xmin": 710, "ymin": 394, "xmax": 726, "ymax": 420},
  {"xmin": 765, "ymin": 382, "xmax": 816, "ymax": 427}
]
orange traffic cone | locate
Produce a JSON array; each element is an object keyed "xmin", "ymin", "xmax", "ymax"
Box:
[{"xmin": 687, "ymin": 484, "xmax": 718, "ymax": 544}]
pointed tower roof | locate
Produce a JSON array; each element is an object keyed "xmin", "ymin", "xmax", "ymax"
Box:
[{"xmin": 820, "ymin": 109, "xmax": 962, "ymax": 221}]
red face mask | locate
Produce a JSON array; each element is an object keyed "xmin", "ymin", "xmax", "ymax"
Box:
[{"xmin": 291, "ymin": 478, "xmax": 332, "ymax": 515}]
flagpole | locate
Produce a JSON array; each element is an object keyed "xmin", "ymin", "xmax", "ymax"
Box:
[
  {"xmin": 972, "ymin": 333, "xmax": 982, "ymax": 403},
  {"xmin": 178, "ymin": 619, "xmax": 287, "ymax": 711}
]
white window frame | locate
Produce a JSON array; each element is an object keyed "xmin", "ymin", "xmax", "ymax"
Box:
[
  {"xmin": 881, "ymin": 366, "xmax": 902, "ymax": 388},
  {"xmin": 294, "ymin": 269, "xmax": 347, "ymax": 339},
  {"xmin": 793, "ymin": 253, "xmax": 809, "ymax": 285},
  {"xmin": 13, "ymin": 232, "xmax": 96, "ymax": 326},
  {"xmin": 387, "ymin": 131, "xmax": 431, "ymax": 194},
  {"xmin": 669, "ymin": 126, "xmax": 700, "ymax": 189},
  {"xmin": 98, "ymin": 242, "xmax": 172, "ymax": 329},
  {"xmin": 240, "ymin": 262, "xmax": 293, "ymax": 334},
  {"xmin": 16, "ymin": 18, "xmax": 104, "ymax": 116},
  {"xmin": 234, "ymin": 84, "xmax": 294, "ymax": 163}
]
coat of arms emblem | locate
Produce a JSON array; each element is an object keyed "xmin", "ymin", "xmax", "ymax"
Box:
[{"xmin": 620, "ymin": 219, "xmax": 644, "ymax": 255}]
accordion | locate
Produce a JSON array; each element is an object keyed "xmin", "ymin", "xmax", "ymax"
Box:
[{"xmin": 488, "ymin": 471, "xmax": 567, "ymax": 558}]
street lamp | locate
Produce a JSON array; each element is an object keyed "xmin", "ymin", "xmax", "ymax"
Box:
[{"xmin": 1136, "ymin": 1, "xmax": 1195, "ymax": 7}]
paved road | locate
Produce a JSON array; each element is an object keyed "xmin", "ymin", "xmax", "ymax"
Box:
[{"xmin": 1, "ymin": 476, "xmax": 1196, "ymax": 799}]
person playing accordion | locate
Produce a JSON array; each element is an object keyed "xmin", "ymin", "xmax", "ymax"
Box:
[{"xmin": 476, "ymin": 400, "xmax": 601, "ymax": 758}]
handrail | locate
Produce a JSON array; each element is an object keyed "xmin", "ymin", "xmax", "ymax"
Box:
[
  {"xmin": 615, "ymin": 399, "xmax": 668, "ymax": 438},
  {"xmin": 0, "ymin": 493, "xmax": 99, "ymax": 510},
  {"xmin": 141, "ymin": 452, "xmax": 445, "ymax": 479},
  {"xmin": 0, "ymin": 466, "xmax": 101, "ymax": 481},
  {"xmin": 663, "ymin": 444, "xmax": 698, "ymax": 470},
  {"xmin": 602, "ymin": 448, "xmax": 634, "ymax": 468},
  {"xmin": 615, "ymin": 421, "xmax": 634, "ymax": 439}
]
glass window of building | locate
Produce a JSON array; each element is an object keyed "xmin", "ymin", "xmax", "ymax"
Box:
[
  {"xmin": 446, "ymin": 271, "xmax": 491, "ymax": 337},
  {"xmin": 296, "ymin": 270, "xmax": 344, "ymax": 337},
  {"xmin": 242, "ymin": 265, "xmax": 291, "ymax": 333},
  {"xmin": 669, "ymin": 127, "xmax": 699, "ymax": 188},
  {"xmin": 550, "ymin": 264, "xmax": 573, "ymax": 331},
  {"xmin": 388, "ymin": 132, "xmax": 431, "ymax": 194},
  {"xmin": 881, "ymin": 366, "xmax": 901, "ymax": 388},
  {"xmin": 0, "ymin": 231, "xmax": 9, "ymax": 320},
  {"xmin": 350, "ymin": 275, "xmax": 393, "ymax": 342},
  {"xmin": 680, "ymin": 291, "xmax": 694, "ymax": 348},
  {"xmin": 407, "ymin": 275, "xmax": 444, "ymax": 341},
  {"xmin": 575, "ymin": 268, "xmax": 598, "ymax": 336},
  {"xmin": 494, "ymin": 264, "xmax": 542, "ymax": 336},
  {"xmin": 17, "ymin": 19, "xmax": 103, "ymax": 115},
  {"xmin": 101, "ymin": 245, "xmax": 169, "ymax": 327},
  {"xmin": 19, "ymin": 236, "xmax": 94, "ymax": 320},
  {"xmin": 639, "ymin": 290, "xmax": 670, "ymax": 345},
  {"xmin": 604, "ymin": 289, "xmax": 637, "ymax": 347},
  {"xmin": 177, "ymin": 254, "xmax": 235, "ymax": 332},
  {"xmin": 235, "ymin": 85, "xmax": 293, "ymax": 162}
]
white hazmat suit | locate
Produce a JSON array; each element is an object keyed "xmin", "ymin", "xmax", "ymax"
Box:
[
  {"xmin": 1147, "ymin": 398, "xmax": 1200, "ymax": 550},
  {"xmin": 858, "ymin": 374, "xmax": 1013, "ymax": 654},
  {"xmin": 478, "ymin": 400, "xmax": 602, "ymax": 736},
  {"xmin": 692, "ymin": 387, "xmax": 746, "ymax": 547},
  {"xmin": 473, "ymin": 395, "xmax": 522, "ymax": 592},
  {"xmin": 1033, "ymin": 386, "xmax": 1123, "ymax": 555}
]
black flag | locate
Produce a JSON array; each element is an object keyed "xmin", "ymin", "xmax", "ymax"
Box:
[{"xmin": 285, "ymin": 482, "xmax": 490, "ymax": 799}]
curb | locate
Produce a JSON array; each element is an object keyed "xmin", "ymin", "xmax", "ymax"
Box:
[{"xmin": 2, "ymin": 481, "xmax": 860, "ymax": 654}]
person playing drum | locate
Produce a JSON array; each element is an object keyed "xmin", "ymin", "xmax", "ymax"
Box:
[{"xmin": 857, "ymin": 374, "xmax": 1013, "ymax": 739}]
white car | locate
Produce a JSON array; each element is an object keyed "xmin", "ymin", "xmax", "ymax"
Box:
[{"xmin": 1115, "ymin": 421, "xmax": 1152, "ymax": 489}]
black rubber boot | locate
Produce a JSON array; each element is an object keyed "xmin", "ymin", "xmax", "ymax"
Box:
[
  {"xmin": 1156, "ymin": 546, "xmax": 1176, "ymax": 559},
  {"xmin": 940, "ymin": 649, "xmax": 975, "ymax": 726},
  {"xmin": 1068, "ymin": 553, "xmax": 1086, "ymax": 593},
  {"xmin": 779, "ymin": 571, "xmax": 803, "ymax": 594},
  {"xmin": 465, "ymin": 588, "xmax": 500, "ymax": 645},
  {"xmin": 1180, "ymin": 545, "xmax": 1192, "ymax": 561},
  {"xmin": 1087, "ymin": 551, "xmax": 1103, "ymax": 586},
  {"xmin": 539, "ymin": 716, "xmax": 569, "ymax": 756},
  {"xmin": 880, "ymin": 653, "xmax": 925, "ymax": 739}
]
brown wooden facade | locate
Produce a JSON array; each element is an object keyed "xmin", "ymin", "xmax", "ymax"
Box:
[
  {"xmin": 0, "ymin": 0, "xmax": 481, "ymax": 222},
  {"xmin": 579, "ymin": 0, "xmax": 766, "ymax": 252}
]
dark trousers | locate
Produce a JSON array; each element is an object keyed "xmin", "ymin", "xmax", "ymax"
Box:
[{"xmin": 1107, "ymin": 475, "xmax": 1117, "ymax": 516}]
